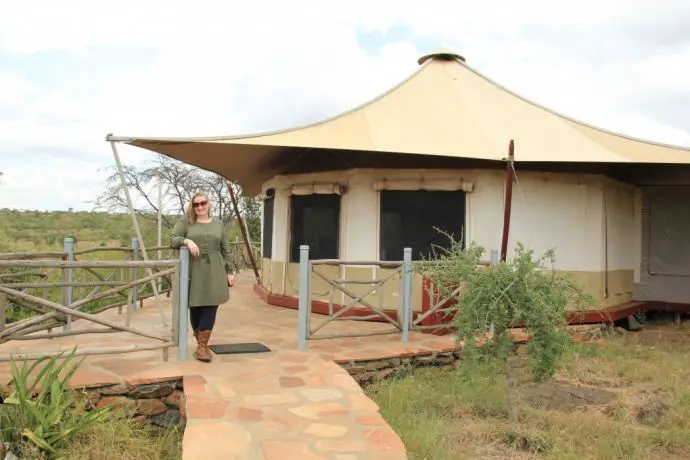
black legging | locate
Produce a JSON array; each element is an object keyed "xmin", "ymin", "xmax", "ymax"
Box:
[{"xmin": 190, "ymin": 306, "xmax": 219, "ymax": 331}]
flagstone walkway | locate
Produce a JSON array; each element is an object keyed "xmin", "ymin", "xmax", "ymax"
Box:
[{"xmin": 0, "ymin": 272, "xmax": 463, "ymax": 459}]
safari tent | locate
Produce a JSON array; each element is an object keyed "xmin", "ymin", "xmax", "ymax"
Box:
[{"xmin": 108, "ymin": 48, "xmax": 690, "ymax": 326}]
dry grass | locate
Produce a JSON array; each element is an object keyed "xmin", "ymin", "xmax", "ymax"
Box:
[
  {"xmin": 57, "ymin": 410, "xmax": 183, "ymax": 460},
  {"xmin": 2, "ymin": 406, "xmax": 182, "ymax": 460},
  {"xmin": 365, "ymin": 323, "xmax": 690, "ymax": 460}
]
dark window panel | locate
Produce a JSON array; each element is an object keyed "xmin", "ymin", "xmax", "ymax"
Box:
[
  {"xmin": 262, "ymin": 196, "xmax": 275, "ymax": 258},
  {"xmin": 289, "ymin": 194, "xmax": 341, "ymax": 262},
  {"xmin": 379, "ymin": 190, "xmax": 465, "ymax": 261}
]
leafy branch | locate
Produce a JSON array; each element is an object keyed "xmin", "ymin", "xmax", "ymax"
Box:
[{"xmin": 415, "ymin": 233, "xmax": 593, "ymax": 382}]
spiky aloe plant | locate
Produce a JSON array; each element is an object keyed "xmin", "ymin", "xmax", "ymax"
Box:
[{"xmin": 1, "ymin": 349, "xmax": 114, "ymax": 459}]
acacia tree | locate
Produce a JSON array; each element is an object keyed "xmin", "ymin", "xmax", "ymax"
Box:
[{"xmin": 92, "ymin": 155, "xmax": 261, "ymax": 240}]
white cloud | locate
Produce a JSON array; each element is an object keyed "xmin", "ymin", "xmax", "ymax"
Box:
[{"xmin": 0, "ymin": 0, "xmax": 689, "ymax": 210}]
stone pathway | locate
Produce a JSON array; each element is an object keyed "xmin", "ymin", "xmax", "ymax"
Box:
[
  {"xmin": 178, "ymin": 352, "xmax": 407, "ymax": 459},
  {"xmin": 0, "ymin": 273, "xmax": 468, "ymax": 459}
]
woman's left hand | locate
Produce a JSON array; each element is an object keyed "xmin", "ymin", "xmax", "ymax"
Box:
[{"xmin": 227, "ymin": 274, "xmax": 235, "ymax": 287}]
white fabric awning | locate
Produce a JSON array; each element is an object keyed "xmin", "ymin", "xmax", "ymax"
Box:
[{"xmin": 108, "ymin": 49, "xmax": 690, "ymax": 195}]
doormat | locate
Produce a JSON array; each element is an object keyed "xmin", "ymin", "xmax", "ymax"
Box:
[{"xmin": 209, "ymin": 342, "xmax": 272, "ymax": 355}]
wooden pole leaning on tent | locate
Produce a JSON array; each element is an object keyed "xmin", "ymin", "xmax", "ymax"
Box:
[
  {"xmin": 500, "ymin": 140, "xmax": 515, "ymax": 262},
  {"xmin": 225, "ymin": 180, "xmax": 261, "ymax": 284},
  {"xmin": 108, "ymin": 139, "xmax": 169, "ymax": 329}
]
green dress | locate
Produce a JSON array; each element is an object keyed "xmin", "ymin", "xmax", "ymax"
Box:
[{"xmin": 170, "ymin": 218, "xmax": 233, "ymax": 307}]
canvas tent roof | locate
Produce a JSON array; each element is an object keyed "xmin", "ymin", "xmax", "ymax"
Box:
[{"xmin": 108, "ymin": 48, "xmax": 690, "ymax": 195}]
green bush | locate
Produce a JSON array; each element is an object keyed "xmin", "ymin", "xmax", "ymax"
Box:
[{"xmin": 416, "ymin": 235, "xmax": 593, "ymax": 382}]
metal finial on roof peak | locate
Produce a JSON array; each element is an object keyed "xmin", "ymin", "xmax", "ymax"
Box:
[{"xmin": 417, "ymin": 47, "xmax": 466, "ymax": 65}]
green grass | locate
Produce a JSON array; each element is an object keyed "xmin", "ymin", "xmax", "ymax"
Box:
[
  {"xmin": 0, "ymin": 209, "xmax": 164, "ymax": 250},
  {"xmin": 0, "ymin": 209, "xmax": 178, "ymax": 325},
  {"xmin": 366, "ymin": 326, "xmax": 690, "ymax": 460}
]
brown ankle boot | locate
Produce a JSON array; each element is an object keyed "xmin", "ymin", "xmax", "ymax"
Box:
[{"xmin": 194, "ymin": 330, "xmax": 213, "ymax": 362}]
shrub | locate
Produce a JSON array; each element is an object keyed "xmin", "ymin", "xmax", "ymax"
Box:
[{"xmin": 416, "ymin": 235, "xmax": 593, "ymax": 382}]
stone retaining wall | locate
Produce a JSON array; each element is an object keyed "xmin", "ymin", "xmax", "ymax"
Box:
[
  {"xmin": 337, "ymin": 326, "xmax": 606, "ymax": 386},
  {"xmin": 76, "ymin": 379, "xmax": 185, "ymax": 428},
  {"xmin": 337, "ymin": 350, "xmax": 462, "ymax": 386}
]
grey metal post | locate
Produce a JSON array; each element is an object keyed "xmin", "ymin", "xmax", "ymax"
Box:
[
  {"xmin": 63, "ymin": 238, "xmax": 74, "ymax": 332},
  {"xmin": 178, "ymin": 245, "xmax": 190, "ymax": 361},
  {"xmin": 401, "ymin": 247, "xmax": 412, "ymax": 343},
  {"xmin": 297, "ymin": 245, "xmax": 310, "ymax": 352},
  {"xmin": 489, "ymin": 249, "xmax": 498, "ymax": 337},
  {"xmin": 490, "ymin": 249, "xmax": 499, "ymax": 265},
  {"xmin": 131, "ymin": 238, "xmax": 140, "ymax": 309}
]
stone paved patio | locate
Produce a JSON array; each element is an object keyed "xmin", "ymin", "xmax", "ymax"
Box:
[{"xmin": 0, "ymin": 272, "xmax": 464, "ymax": 459}]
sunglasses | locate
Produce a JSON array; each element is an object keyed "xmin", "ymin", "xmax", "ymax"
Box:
[{"xmin": 192, "ymin": 200, "xmax": 208, "ymax": 208}]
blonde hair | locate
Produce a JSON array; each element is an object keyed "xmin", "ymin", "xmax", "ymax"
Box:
[{"xmin": 186, "ymin": 192, "xmax": 212, "ymax": 225}]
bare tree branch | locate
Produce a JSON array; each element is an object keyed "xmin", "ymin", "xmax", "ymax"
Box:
[{"xmin": 90, "ymin": 154, "xmax": 261, "ymax": 238}]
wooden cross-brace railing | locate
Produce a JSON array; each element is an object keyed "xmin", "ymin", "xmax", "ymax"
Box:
[
  {"xmin": 412, "ymin": 285, "xmax": 462, "ymax": 331},
  {"xmin": 295, "ymin": 247, "xmax": 414, "ymax": 351},
  {"xmin": 309, "ymin": 266, "xmax": 403, "ymax": 339},
  {"xmin": 412, "ymin": 261, "xmax": 492, "ymax": 331},
  {"xmin": 0, "ymin": 259, "xmax": 178, "ymax": 361}
]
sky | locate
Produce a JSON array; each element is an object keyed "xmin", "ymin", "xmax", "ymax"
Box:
[{"xmin": 1, "ymin": 0, "xmax": 689, "ymax": 211}]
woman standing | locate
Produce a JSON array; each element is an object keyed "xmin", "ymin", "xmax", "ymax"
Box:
[{"xmin": 170, "ymin": 192, "xmax": 235, "ymax": 362}]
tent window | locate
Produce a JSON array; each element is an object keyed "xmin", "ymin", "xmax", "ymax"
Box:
[
  {"xmin": 379, "ymin": 190, "xmax": 465, "ymax": 261},
  {"xmin": 262, "ymin": 196, "xmax": 274, "ymax": 258},
  {"xmin": 289, "ymin": 194, "xmax": 341, "ymax": 262}
]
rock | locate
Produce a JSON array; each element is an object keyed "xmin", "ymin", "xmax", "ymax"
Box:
[
  {"xmin": 415, "ymin": 356, "xmax": 436, "ymax": 365},
  {"xmin": 345, "ymin": 366, "xmax": 366, "ymax": 375},
  {"xmin": 129, "ymin": 383, "xmax": 175, "ymax": 399},
  {"xmin": 73, "ymin": 391, "xmax": 101, "ymax": 409},
  {"xmin": 97, "ymin": 396, "xmax": 136, "ymax": 412},
  {"xmin": 354, "ymin": 371, "xmax": 376, "ymax": 384},
  {"xmin": 150, "ymin": 409, "xmax": 182, "ymax": 428},
  {"xmin": 373, "ymin": 368, "xmax": 395, "ymax": 381},
  {"xmin": 98, "ymin": 384, "xmax": 131, "ymax": 396},
  {"xmin": 135, "ymin": 399, "xmax": 168, "ymax": 416},
  {"xmin": 364, "ymin": 361, "xmax": 390, "ymax": 371},
  {"xmin": 165, "ymin": 390, "xmax": 184, "ymax": 409},
  {"xmin": 5, "ymin": 448, "xmax": 19, "ymax": 460},
  {"xmin": 628, "ymin": 315, "xmax": 644, "ymax": 331}
]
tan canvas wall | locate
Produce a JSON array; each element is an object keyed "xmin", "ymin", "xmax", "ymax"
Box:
[
  {"xmin": 634, "ymin": 186, "xmax": 690, "ymax": 304},
  {"xmin": 260, "ymin": 168, "xmax": 634, "ymax": 311}
]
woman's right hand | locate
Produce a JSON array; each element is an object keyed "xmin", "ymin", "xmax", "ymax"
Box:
[{"xmin": 185, "ymin": 239, "xmax": 200, "ymax": 257}]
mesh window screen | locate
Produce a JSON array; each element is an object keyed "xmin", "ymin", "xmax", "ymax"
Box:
[
  {"xmin": 290, "ymin": 194, "xmax": 341, "ymax": 262},
  {"xmin": 262, "ymin": 196, "xmax": 274, "ymax": 258},
  {"xmin": 379, "ymin": 190, "xmax": 465, "ymax": 261}
]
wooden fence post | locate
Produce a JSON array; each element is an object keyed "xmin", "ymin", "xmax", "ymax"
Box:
[{"xmin": 0, "ymin": 293, "xmax": 6, "ymax": 333}]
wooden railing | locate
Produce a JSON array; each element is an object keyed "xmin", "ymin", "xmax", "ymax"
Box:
[
  {"xmin": 0, "ymin": 239, "xmax": 187, "ymax": 362},
  {"xmin": 307, "ymin": 259, "xmax": 405, "ymax": 339},
  {"xmin": 295, "ymin": 246, "xmax": 413, "ymax": 350},
  {"xmin": 228, "ymin": 240, "xmax": 262, "ymax": 273},
  {"xmin": 411, "ymin": 258, "xmax": 493, "ymax": 332}
]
